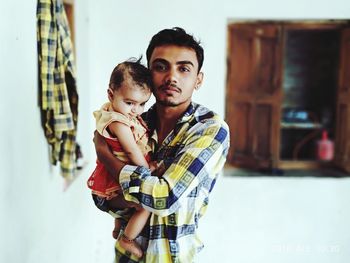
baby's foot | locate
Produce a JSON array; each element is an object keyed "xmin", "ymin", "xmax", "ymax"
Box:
[{"xmin": 119, "ymin": 234, "xmax": 143, "ymax": 258}]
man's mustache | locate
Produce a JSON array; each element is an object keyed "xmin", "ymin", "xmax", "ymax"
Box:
[{"xmin": 158, "ymin": 83, "xmax": 181, "ymax": 92}]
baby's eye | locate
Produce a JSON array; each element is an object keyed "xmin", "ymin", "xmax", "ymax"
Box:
[
  {"xmin": 140, "ymin": 102, "xmax": 146, "ymax": 107},
  {"xmin": 125, "ymin": 101, "xmax": 133, "ymax": 106}
]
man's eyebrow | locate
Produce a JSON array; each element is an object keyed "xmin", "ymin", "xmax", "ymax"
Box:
[
  {"xmin": 151, "ymin": 58, "xmax": 168, "ymax": 64},
  {"xmin": 151, "ymin": 58, "xmax": 194, "ymax": 67},
  {"xmin": 176, "ymin": 60, "xmax": 194, "ymax": 67}
]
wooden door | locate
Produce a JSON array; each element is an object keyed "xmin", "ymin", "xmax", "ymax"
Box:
[
  {"xmin": 334, "ymin": 27, "xmax": 350, "ymax": 172},
  {"xmin": 226, "ymin": 23, "xmax": 283, "ymax": 169}
]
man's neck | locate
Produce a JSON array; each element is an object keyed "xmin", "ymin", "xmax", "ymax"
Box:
[{"xmin": 155, "ymin": 101, "xmax": 190, "ymax": 144}]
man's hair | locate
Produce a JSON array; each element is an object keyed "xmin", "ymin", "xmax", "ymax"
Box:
[
  {"xmin": 109, "ymin": 57, "xmax": 153, "ymax": 91},
  {"xmin": 146, "ymin": 27, "xmax": 204, "ymax": 73}
]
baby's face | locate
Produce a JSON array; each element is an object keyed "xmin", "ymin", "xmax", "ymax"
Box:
[{"xmin": 109, "ymin": 79, "xmax": 151, "ymax": 117}]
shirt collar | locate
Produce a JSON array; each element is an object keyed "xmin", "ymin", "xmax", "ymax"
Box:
[{"xmin": 143, "ymin": 102, "xmax": 196, "ymax": 130}]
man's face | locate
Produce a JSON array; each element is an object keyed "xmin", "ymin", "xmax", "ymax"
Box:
[{"xmin": 149, "ymin": 45, "xmax": 203, "ymax": 107}]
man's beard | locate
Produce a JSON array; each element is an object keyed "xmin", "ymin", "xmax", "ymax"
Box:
[
  {"xmin": 155, "ymin": 84, "xmax": 182, "ymax": 107},
  {"xmin": 156, "ymin": 98, "xmax": 180, "ymax": 107}
]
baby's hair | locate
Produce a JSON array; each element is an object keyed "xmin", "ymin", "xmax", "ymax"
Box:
[{"xmin": 109, "ymin": 57, "xmax": 153, "ymax": 92}]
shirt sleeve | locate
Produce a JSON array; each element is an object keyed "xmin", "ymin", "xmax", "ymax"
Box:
[{"xmin": 119, "ymin": 118, "xmax": 230, "ymax": 217}]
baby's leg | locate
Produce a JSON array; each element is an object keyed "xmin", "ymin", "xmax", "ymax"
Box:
[
  {"xmin": 112, "ymin": 218, "xmax": 122, "ymax": 239},
  {"xmin": 107, "ymin": 195, "xmax": 140, "ymax": 239},
  {"xmin": 119, "ymin": 208, "xmax": 150, "ymax": 258},
  {"xmin": 107, "ymin": 194, "xmax": 140, "ymax": 210},
  {"xmin": 124, "ymin": 208, "xmax": 150, "ymax": 240}
]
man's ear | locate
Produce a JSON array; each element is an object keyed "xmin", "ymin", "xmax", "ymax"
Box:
[
  {"xmin": 195, "ymin": 72, "xmax": 204, "ymax": 90},
  {"xmin": 107, "ymin": 87, "xmax": 114, "ymax": 102}
]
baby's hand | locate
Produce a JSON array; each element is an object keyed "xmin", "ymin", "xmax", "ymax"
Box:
[{"xmin": 149, "ymin": 161, "xmax": 158, "ymax": 172}]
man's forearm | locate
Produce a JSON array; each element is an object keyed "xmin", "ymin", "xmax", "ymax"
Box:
[
  {"xmin": 98, "ymin": 150, "xmax": 125, "ymax": 180},
  {"xmin": 93, "ymin": 131, "xmax": 125, "ymax": 180}
]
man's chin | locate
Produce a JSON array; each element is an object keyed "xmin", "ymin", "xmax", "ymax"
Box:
[{"xmin": 157, "ymin": 99, "xmax": 179, "ymax": 107}]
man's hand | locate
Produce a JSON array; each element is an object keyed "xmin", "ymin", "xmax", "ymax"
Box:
[
  {"xmin": 93, "ymin": 130, "xmax": 109, "ymax": 159},
  {"xmin": 93, "ymin": 130, "xmax": 125, "ymax": 180},
  {"xmin": 149, "ymin": 161, "xmax": 166, "ymax": 178}
]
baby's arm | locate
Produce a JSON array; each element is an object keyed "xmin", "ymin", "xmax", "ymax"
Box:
[{"xmin": 108, "ymin": 122, "xmax": 149, "ymax": 168}]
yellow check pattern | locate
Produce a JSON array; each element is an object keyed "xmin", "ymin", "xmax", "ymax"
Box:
[
  {"xmin": 37, "ymin": 0, "xmax": 78, "ymax": 180},
  {"xmin": 117, "ymin": 103, "xmax": 230, "ymax": 262}
]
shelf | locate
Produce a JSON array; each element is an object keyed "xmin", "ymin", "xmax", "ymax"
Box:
[
  {"xmin": 281, "ymin": 122, "xmax": 323, "ymax": 129},
  {"xmin": 278, "ymin": 160, "xmax": 332, "ymax": 169}
]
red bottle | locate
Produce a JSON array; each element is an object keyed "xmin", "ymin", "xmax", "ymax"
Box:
[{"xmin": 317, "ymin": 130, "xmax": 334, "ymax": 161}]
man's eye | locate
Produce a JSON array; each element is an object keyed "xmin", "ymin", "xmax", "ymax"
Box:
[
  {"xmin": 153, "ymin": 64, "xmax": 167, "ymax": 71},
  {"xmin": 179, "ymin": 66, "xmax": 190, "ymax": 72}
]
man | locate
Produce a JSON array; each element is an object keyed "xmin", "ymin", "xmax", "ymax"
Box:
[{"xmin": 94, "ymin": 27, "xmax": 230, "ymax": 262}]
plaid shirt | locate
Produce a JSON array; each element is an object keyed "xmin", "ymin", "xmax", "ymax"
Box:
[
  {"xmin": 116, "ymin": 102, "xmax": 230, "ymax": 262},
  {"xmin": 37, "ymin": 0, "xmax": 78, "ymax": 179}
]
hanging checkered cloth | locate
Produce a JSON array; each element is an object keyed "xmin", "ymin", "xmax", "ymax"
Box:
[{"xmin": 37, "ymin": 0, "xmax": 79, "ymax": 180}]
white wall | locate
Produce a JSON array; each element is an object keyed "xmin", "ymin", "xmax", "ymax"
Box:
[
  {"xmin": 0, "ymin": 1, "xmax": 114, "ymax": 262},
  {"xmin": 1, "ymin": 0, "xmax": 349, "ymax": 262}
]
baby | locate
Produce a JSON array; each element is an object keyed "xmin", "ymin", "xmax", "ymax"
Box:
[{"xmin": 87, "ymin": 58, "xmax": 154, "ymax": 258}]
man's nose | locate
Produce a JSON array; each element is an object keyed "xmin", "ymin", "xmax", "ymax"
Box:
[{"xmin": 165, "ymin": 67, "xmax": 177, "ymax": 83}]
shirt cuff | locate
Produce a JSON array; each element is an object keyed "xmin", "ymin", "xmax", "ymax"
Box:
[{"xmin": 119, "ymin": 164, "xmax": 151, "ymax": 197}]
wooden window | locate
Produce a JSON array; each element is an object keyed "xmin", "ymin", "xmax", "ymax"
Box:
[{"xmin": 226, "ymin": 21, "xmax": 350, "ymax": 172}]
